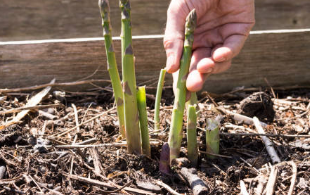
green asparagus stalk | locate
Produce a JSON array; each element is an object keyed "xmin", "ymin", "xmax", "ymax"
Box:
[
  {"xmin": 154, "ymin": 68, "xmax": 167, "ymax": 131},
  {"xmin": 187, "ymin": 104, "xmax": 198, "ymax": 166},
  {"xmin": 186, "ymin": 92, "xmax": 198, "ymax": 166},
  {"xmin": 98, "ymin": 0, "xmax": 125, "ymax": 138},
  {"xmin": 206, "ymin": 118, "xmax": 220, "ymax": 159},
  {"xmin": 189, "ymin": 92, "xmax": 197, "ymax": 106},
  {"xmin": 137, "ymin": 86, "xmax": 151, "ymax": 157},
  {"xmin": 168, "ymin": 9, "xmax": 197, "ymax": 161},
  {"xmin": 119, "ymin": 0, "xmax": 141, "ymax": 154}
]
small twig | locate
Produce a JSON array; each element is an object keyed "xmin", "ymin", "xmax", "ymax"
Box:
[
  {"xmin": 0, "ymin": 79, "xmax": 111, "ymax": 93},
  {"xmin": 211, "ymin": 163, "xmax": 226, "ymax": 176},
  {"xmin": 2, "ymin": 186, "xmax": 26, "ymax": 194},
  {"xmin": 0, "ymin": 79, "xmax": 54, "ymax": 130},
  {"xmin": 70, "ymin": 104, "xmax": 81, "ymax": 176},
  {"xmin": 255, "ymin": 175, "xmax": 268, "ymax": 195},
  {"xmin": 75, "ymin": 138, "xmax": 98, "ymax": 145},
  {"xmin": 71, "ymin": 104, "xmax": 80, "ymax": 144},
  {"xmin": 220, "ymin": 132, "xmax": 310, "ymax": 138},
  {"xmin": 253, "ymin": 117, "xmax": 281, "ymax": 164},
  {"xmin": 55, "ymin": 107, "xmax": 115, "ymax": 137},
  {"xmin": 199, "ymin": 150, "xmax": 232, "ymax": 158},
  {"xmin": 204, "ymin": 91, "xmax": 219, "ymax": 107},
  {"xmin": 63, "ymin": 173, "xmax": 155, "ymax": 195},
  {"xmin": 239, "ymin": 157, "xmax": 259, "ymax": 174},
  {"xmin": 96, "ymin": 181, "xmax": 132, "ymax": 194},
  {"xmin": 38, "ymin": 110, "xmax": 58, "ymax": 120},
  {"xmin": 180, "ymin": 167, "xmax": 209, "ymax": 195},
  {"xmin": 275, "ymin": 161, "xmax": 297, "ymax": 195},
  {"xmin": 77, "ymin": 64, "xmax": 102, "ymax": 81},
  {"xmin": 89, "ymin": 148, "xmax": 104, "ymax": 176},
  {"xmin": 265, "ymin": 166, "xmax": 278, "ymax": 195},
  {"xmin": 0, "ymin": 176, "xmax": 23, "ymax": 185},
  {"xmin": 155, "ymin": 180, "xmax": 182, "ymax": 195},
  {"xmin": 0, "ymin": 104, "xmax": 64, "ymax": 115},
  {"xmin": 29, "ymin": 175, "xmax": 43, "ymax": 193},
  {"xmin": 48, "ymin": 141, "xmax": 161, "ymax": 149},
  {"xmin": 264, "ymin": 78, "xmax": 276, "ymax": 98},
  {"xmin": 240, "ymin": 180, "xmax": 249, "ymax": 195},
  {"xmin": 217, "ymin": 107, "xmax": 267, "ymax": 128}
]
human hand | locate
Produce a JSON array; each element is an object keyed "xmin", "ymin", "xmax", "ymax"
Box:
[{"xmin": 164, "ymin": 0, "xmax": 255, "ymax": 92}]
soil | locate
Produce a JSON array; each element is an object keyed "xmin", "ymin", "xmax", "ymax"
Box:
[{"xmin": 0, "ymin": 86, "xmax": 309, "ymax": 195}]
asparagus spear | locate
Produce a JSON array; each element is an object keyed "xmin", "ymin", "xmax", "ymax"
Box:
[
  {"xmin": 98, "ymin": 0, "xmax": 125, "ymax": 138},
  {"xmin": 119, "ymin": 0, "xmax": 142, "ymax": 154},
  {"xmin": 168, "ymin": 9, "xmax": 197, "ymax": 161},
  {"xmin": 159, "ymin": 143, "xmax": 170, "ymax": 175},
  {"xmin": 186, "ymin": 92, "xmax": 198, "ymax": 166},
  {"xmin": 206, "ymin": 118, "xmax": 220, "ymax": 159},
  {"xmin": 137, "ymin": 86, "xmax": 151, "ymax": 157},
  {"xmin": 154, "ymin": 68, "xmax": 166, "ymax": 131}
]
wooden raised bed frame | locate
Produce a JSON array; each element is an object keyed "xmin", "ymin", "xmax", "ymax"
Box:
[{"xmin": 0, "ymin": 0, "xmax": 310, "ymax": 93}]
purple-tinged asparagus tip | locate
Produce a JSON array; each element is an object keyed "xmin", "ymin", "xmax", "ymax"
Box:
[
  {"xmin": 98, "ymin": 0, "xmax": 109, "ymax": 14},
  {"xmin": 159, "ymin": 142, "xmax": 170, "ymax": 175}
]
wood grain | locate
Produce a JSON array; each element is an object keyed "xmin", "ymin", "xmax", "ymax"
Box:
[
  {"xmin": 1, "ymin": 0, "xmax": 310, "ymax": 41},
  {"xmin": 1, "ymin": 30, "xmax": 310, "ymax": 93}
]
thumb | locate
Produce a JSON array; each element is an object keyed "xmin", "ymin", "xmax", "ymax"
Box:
[{"xmin": 164, "ymin": 0, "xmax": 188, "ymax": 73}]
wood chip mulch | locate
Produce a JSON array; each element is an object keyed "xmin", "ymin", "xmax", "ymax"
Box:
[{"xmin": 0, "ymin": 86, "xmax": 309, "ymax": 195}]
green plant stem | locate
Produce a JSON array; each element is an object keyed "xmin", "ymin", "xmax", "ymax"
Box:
[
  {"xmin": 136, "ymin": 86, "xmax": 151, "ymax": 157},
  {"xmin": 187, "ymin": 104, "xmax": 198, "ymax": 166},
  {"xmin": 189, "ymin": 92, "xmax": 197, "ymax": 105},
  {"xmin": 206, "ymin": 118, "xmax": 220, "ymax": 159},
  {"xmin": 168, "ymin": 9, "xmax": 197, "ymax": 161},
  {"xmin": 119, "ymin": 0, "xmax": 141, "ymax": 154},
  {"xmin": 98, "ymin": 0, "xmax": 125, "ymax": 138},
  {"xmin": 154, "ymin": 68, "xmax": 166, "ymax": 131}
]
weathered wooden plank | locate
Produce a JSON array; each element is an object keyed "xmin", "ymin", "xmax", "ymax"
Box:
[
  {"xmin": 1, "ymin": 0, "xmax": 310, "ymax": 41},
  {"xmin": 0, "ymin": 0, "xmax": 169, "ymax": 41},
  {"xmin": 0, "ymin": 30, "xmax": 310, "ymax": 93}
]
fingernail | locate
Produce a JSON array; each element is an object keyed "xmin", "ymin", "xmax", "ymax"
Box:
[{"xmin": 166, "ymin": 55, "xmax": 175, "ymax": 72}]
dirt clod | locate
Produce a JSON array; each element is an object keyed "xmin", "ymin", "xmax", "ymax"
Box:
[{"xmin": 238, "ymin": 92, "xmax": 275, "ymax": 122}]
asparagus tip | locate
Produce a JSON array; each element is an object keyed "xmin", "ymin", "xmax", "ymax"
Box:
[
  {"xmin": 186, "ymin": 9, "xmax": 197, "ymax": 32},
  {"xmin": 120, "ymin": 0, "xmax": 130, "ymax": 8},
  {"xmin": 159, "ymin": 143, "xmax": 170, "ymax": 175},
  {"xmin": 98, "ymin": 0, "xmax": 109, "ymax": 14}
]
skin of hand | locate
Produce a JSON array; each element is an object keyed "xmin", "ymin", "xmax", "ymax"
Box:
[{"xmin": 164, "ymin": 0, "xmax": 255, "ymax": 92}]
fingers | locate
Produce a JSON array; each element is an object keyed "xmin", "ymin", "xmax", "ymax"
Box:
[
  {"xmin": 164, "ymin": 0, "xmax": 189, "ymax": 73},
  {"xmin": 196, "ymin": 34, "xmax": 247, "ymax": 75},
  {"xmin": 212, "ymin": 34, "xmax": 247, "ymax": 63},
  {"xmin": 186, "ymin": 70, "xmax": 209, "ymax": 92},
  {"xmin": 197, "ymin": 58, "xmax": 232, "ymax": 74},
  {"xmin": 186, "ymin": 46, "xmax": 232, "ymax": 92},
  {"xmin": 186, "ymin": 48, "xmax": 211, "ymax": 92}
]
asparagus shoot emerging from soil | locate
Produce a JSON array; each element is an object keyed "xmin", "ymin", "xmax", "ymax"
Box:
[
  {"xmin": 186, "ymin": 93, "xmax": 198, "ymax": 166},
  {"xmin": 206, "ymin": 118, "xmax": 220, "ymax": 159},
  {"xmin": 154, "ymin": 68, "xmax": 167, "ymax": 131},
  {"xmin": 98, "ymin": 0, "xmax": 125, "ymax": 138},
  {"xmin": 159, "ymin": 142, "xmax": 170, "ymax": 175},
  {"xmin": 137, "ymin": 86, "xmax": 151, "ymax": 157},
  {"xmin": 168, "ymin": 9, "xmax": 197, "ymax": 161},
  {"xmin": 119, "ymin": 0, "xmax": 142, "ymax": 154}
]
